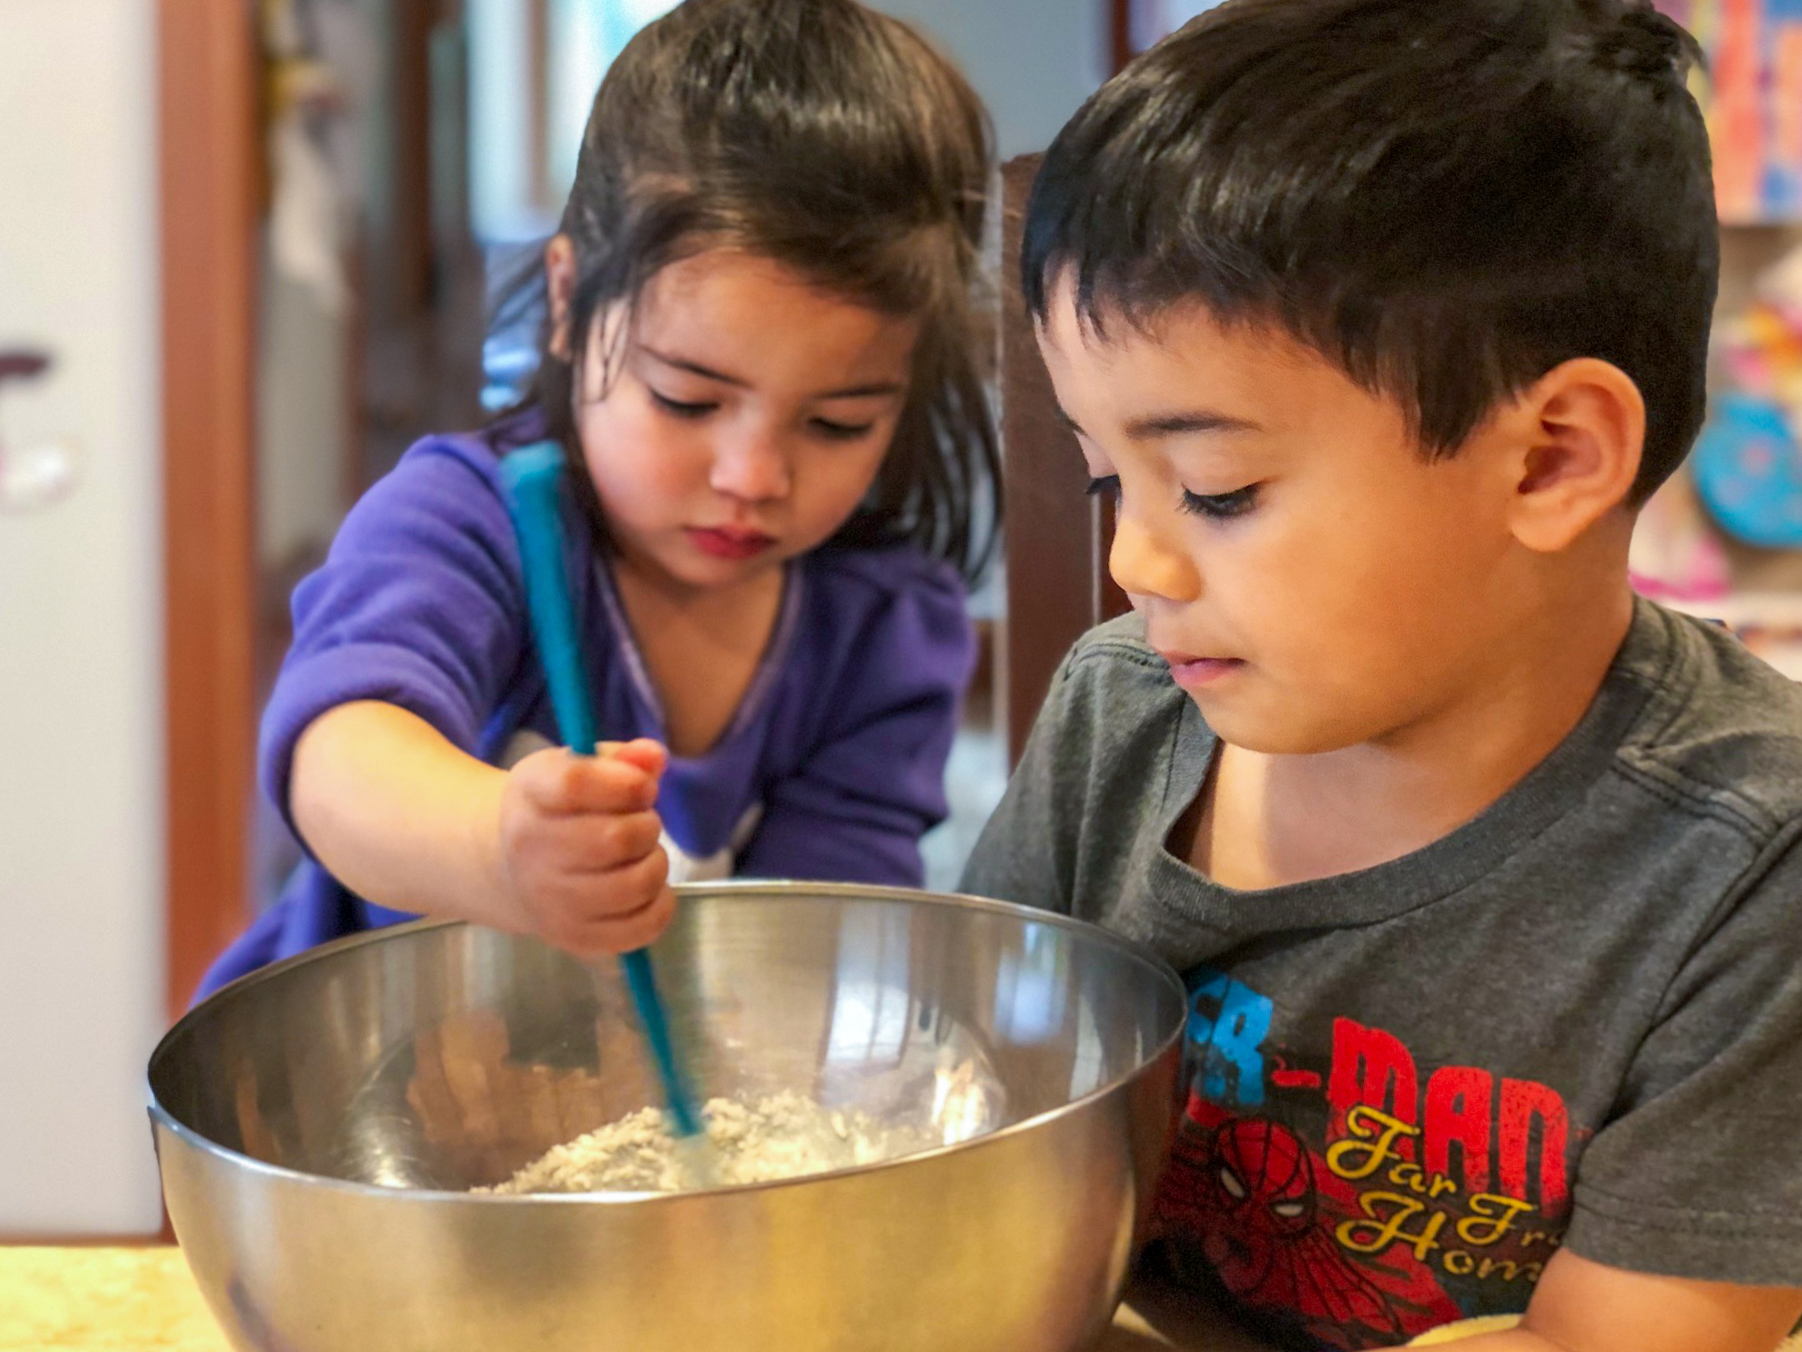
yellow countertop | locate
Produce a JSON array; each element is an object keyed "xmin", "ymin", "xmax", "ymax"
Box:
[
  {"xmin": 0, "ymin": 1248, "xmax": 230, "ymax": 1352},
  {"xmin": 10, "ymin": 1247, "xmax": 1791, "ymax": 1351},
  {"xmin": 0, "ymin": 1245, "xmax": 1273, "ymax": 1352}
]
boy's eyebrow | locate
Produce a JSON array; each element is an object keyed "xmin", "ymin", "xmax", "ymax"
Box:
[
  {"xmin": 1123, "ymin": 410, "xmax": 1262, "ymax": 442},
  {"xmin": 639, "ymin": 346, "xmax": 903, "ymax": 400},
  {"xmin": 1056, "ymin": 405, "xmax": 1262, "ymax": 441}
]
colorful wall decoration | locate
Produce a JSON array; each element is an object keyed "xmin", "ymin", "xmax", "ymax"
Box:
[{"xmin": 1658, "ymin": 0, "xmax": 1802, "ymax": 221}]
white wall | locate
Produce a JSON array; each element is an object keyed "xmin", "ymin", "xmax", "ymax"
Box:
[
  {"xmin": 878, "ymin": 0, "xmax": 1107, "ymax": 158},
  {"xmin": 469, "ymin": 0, "xmax": 549, "ymax": 240},
  {"xmin": 259, "ymin": 264, "xmax": 349, "ymax": 568},
  {"xmin": 0, "ymin": 0, "xmax": 167, "ymax": 1233}
]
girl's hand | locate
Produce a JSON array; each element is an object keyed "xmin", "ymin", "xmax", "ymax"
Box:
[{"xmin": 496, "ymin": 738, "xmax": 677, "ymax": 956}]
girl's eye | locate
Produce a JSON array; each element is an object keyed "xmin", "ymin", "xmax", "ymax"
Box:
[
  {"xmin": 1084, "ymin": 475, "xmax": 1121, "ymax": 501},
  {"xmin": 1181, "ymin": 484, "xmax": 1261, "ymax": 520},
  {"xmin": 650, "ymin": 390, "xmax": 718, "ymax": 419},
  {"xmin": 811, "ymin": 417, "xmax": 876, "ymax": 442}
]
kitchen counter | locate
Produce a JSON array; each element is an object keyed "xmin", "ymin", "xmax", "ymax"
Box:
[
  {"xmin": 0, "ymin": 1248, "xmax": 229, "ymax": 1351},
  {"xmin": 11, "ymin": 1247, "xmax": 1795, "ymax": 1350},
  {"xmin": 0, "ymin": 1246, "xmax": 1272, "ymax": 1351}
]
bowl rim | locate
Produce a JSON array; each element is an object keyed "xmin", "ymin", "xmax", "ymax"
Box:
[{"xmin": 148, "ymin": 881, "xmax": 1187, "ymax": 1205}]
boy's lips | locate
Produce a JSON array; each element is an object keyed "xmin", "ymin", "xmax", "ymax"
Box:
[
  {"xmin": 686, "ymin": 525, "xmax": 777, "ymax": 560},
  {"xmin": 1157, "ymin": 649, "xmax": 1245, "ymax": 689}
]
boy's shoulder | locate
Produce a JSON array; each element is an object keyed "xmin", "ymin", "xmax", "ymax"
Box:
[
  {"xmin": 1614, "ymin": 602, "xmax": 1802, "ymax": 839},
  {"xmin": 1051, "ymin": 602, "xmax": 1802, "ymax": 838},
  {"xmin": 1027, "ymin": 613, "xmax": 1196, "ymax": 775},
  {"xmin": 1058, "ymin": 611, "xmax": 1197, "ymax": 714},
  {"xmin": 1064, "ymin": 610, "xmax": 1167, "ymax": 673}
]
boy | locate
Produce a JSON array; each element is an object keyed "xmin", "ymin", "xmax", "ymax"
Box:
[{"xmin": 962, "ymin": 2, "xmax": 1802, "ymax": 1349}]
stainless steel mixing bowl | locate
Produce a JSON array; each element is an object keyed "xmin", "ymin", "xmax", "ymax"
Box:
[{"xmin": 149, "ymin": 882, "xmax": 1185, "ymax": 1352}]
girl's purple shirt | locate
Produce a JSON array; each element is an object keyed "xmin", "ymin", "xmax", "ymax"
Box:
[{"xmin": 197, "ymin": 428, "xmax": 973, "ymax": 998}]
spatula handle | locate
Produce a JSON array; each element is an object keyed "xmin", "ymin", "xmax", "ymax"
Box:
[{"xmin": 500, "ymin": 441, "xmax": 703, "ymax": 1140}]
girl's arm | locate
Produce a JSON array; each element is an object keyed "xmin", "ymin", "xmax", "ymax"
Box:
[
  {"xmin": 1382, "ymin": 1250, "xmax": 1802, "ymax": 1352},
  {"xmin": 292, "ymin": 700, "xmax": 676, "ymax": 955}
]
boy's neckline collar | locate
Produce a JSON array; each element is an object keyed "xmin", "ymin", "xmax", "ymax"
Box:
[{"xmin": 1148, "ymin": 597, "xmax": 1672, "ymax": 944}]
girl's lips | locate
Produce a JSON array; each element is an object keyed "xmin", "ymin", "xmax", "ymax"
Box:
[{"xmin": 686, "ymin": 526, "xmax": 777, "ymax": 560}]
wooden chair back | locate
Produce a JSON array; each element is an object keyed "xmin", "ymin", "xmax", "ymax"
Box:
[{"xmin": 997, "ymin": 154, "xmax": 1131, "ymax": 763}]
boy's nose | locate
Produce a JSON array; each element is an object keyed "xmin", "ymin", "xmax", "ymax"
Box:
[
  {"xmin": 710, "ymin": 429, "xmax": 791, "ymax": 503},
  {"xmin": 1109, "ymin": 509, "xmax": 1201, "ymax": 604}
]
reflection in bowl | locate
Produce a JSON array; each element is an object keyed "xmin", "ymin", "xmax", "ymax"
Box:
[{"xmin": 150, "ymin": 882, "xmax": 1185, "ymax": 1352}]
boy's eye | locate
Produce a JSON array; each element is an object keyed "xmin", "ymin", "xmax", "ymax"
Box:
[
  {"xmin": 649, "ymin": 389, "xmax": 718, "ymax": 419},
  {"xmin": 1084, "ymin": 475, "xmax": 1121, "ymax": 501},
  {"xmin": 1181, "ymin": 484, "xmax": 1261, "ymax": 520},
  {"xmin": 811, "ymin": 417, "xmax": 876, "ymax": 442}
]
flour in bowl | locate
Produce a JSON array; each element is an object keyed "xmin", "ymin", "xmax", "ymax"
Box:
[{"xmin": 477, "ymin": 1091, "xmax": 914, "ymax": 1194}]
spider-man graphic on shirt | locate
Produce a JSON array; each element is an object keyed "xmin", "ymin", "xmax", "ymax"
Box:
[
  {"xmin": 1151, "ymin": 970, "xmax": 1578, "ymax": 1351},
  {"xmin": 1157, "ymin": 1092, "xmax": 1463, "ymax": 1348}
]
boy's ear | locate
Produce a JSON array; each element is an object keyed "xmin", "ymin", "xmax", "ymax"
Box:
[
  {"xmin": 545, "ymin": 234, "xmax": 577, "ymax": 362},
  {"xmin": 1501, "ymin": 358, "xmax": 1645, "ymax": 553}
]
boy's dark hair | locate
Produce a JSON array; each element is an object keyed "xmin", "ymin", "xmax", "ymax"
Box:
[
  {"xmin": 1023, "ymin": 0, "xmax": 1718, "ymax": 504},
  {"xmin": 497, "ymin": 0, "xmax": 997, "ymax": 579}
]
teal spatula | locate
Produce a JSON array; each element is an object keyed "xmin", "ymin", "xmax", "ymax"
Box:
[{"xmin": 500, "ymin": 441, "xmax": 707, "ymax": 1152}]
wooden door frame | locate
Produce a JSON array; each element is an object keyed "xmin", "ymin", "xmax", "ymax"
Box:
[
  {"xmin": 998, "ymin": 156, "xmax": 1131, "ymax": 763},
  {"xmin": 1110, "ymin": 0, "xmax": 1134, "ymax": 73},
  {"xmin": 160, "ymin": 0, "xmax": 259, "ymax": 1025}
]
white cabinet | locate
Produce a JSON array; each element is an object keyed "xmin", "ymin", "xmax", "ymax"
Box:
[{"xmin": 0, "ymin": 0, "xmax": 166, "ymax": 1234}]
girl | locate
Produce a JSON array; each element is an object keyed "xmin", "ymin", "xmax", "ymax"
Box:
[{"xmin": 200, "ymin": 0, "xmax": 997, "ymax": 995}]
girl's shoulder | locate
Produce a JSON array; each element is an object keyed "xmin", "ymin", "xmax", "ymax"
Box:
[
  {"xmin": 339, "ymin": 421, "xmax": 538, "ymax": 547},
  {"xmin": 376, "ymin": 423, "xmax": 519, "ymax": 499}
]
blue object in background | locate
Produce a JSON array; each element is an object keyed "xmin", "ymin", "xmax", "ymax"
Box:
[{"xmin": 1691, "ymin": 392, "xmax": 1802, "ymax": 550}]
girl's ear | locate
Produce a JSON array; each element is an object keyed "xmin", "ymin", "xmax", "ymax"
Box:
[
  {"xmin": 1501, "ymin": 357, "xmax": 1645, "ymax": 553},
  {"xmin": 545, "ymin": 235, "xmax": 577, "ymax": 361}
]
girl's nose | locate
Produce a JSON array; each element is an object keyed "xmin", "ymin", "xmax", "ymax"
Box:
[
  {"xmin": 1109, "ymin": 506, "xmax": 1202, "ymax": 604},
  {"xmin": 711, "ymin": 428, "xmax": 791, "ymax": 503}
]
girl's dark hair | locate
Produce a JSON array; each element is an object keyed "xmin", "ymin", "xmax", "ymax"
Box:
[
  {"xmin": 495, "ymin": 0, "xmax": 998, "ymax": 581},
  {"xmin": 1024, "ymin": 0, "xmax": 1718, "ymax": 505}
]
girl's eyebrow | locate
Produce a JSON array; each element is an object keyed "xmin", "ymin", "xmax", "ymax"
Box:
[
  {"xmin": 816, "ymin": 379, "xmax": 906, "ymax": 399},
  {"xmin": 640, "ymin": 345, "xmax": 748, "ymax": 387},
  {"xmin": 639, "ymin": 345, "xmax": 903, "ymax": 400}
]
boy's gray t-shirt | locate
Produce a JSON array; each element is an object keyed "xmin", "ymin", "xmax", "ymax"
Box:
[{"xmin": 962, "ymin": 599, "xmax": 1802, "ymax": 1350}]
